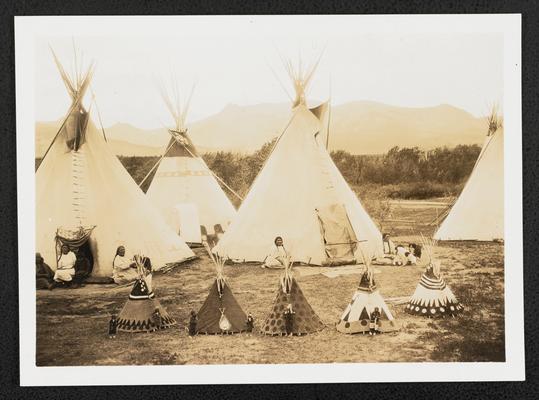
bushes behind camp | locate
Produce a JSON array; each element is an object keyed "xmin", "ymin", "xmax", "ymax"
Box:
[{"xmin": 113, "ymin": 141, "xmax": 480, "ymax": 205}]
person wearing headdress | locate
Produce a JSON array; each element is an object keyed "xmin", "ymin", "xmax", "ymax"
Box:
[
  {"xmin": 263, "ymin": 236, "xmax": 288, "ymax": 269},
  {"xmin": 112, "ymin": 246, "xmax": 138, "ymax": 285},
  {"xmin": 54, "ymin": 244, "xmax": 77, "ymax": 284},
  {"xmin": 36, "ymin": 252, "xmax": 54, "ymax": 290}
]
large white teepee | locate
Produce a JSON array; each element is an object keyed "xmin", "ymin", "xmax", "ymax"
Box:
[
  {"xmin": 145, "ymin": 83, "xmax": 237, "ymax": 245},
  {"xmin": 214, "ymin": 60, "xmax": 383, "ymax": 265},
  {"xmin": 36, "ymin": 51, "xmax": 195, "ymax": 278},
  {"xmin": 434, "ymin": 111, "xmax": 504, "ymax": 241}
]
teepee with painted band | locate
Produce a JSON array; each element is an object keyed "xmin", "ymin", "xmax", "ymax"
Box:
[
  {"xmin": 196, "ymin": 247, "xmax": 248, "ymax": 334},
  {"xmin": 336, "ymin": 246, "xmax": 398, "ymax": 334},
  {"xmin": 143, "ymin": 81, "xmax": 237, "ymax": 246},
  {"xmin": 117, "ymin": 255, "xmax": 176, "ymax": 332},
  {"xmin": 405, "ymin": 236, "xmax": 463, "ymax": 317},
  {"xmin": 36, "ymin": 49, "xmax": 195, "ymax": 279},
  {"xmin": 214, "ymin": 57, "xmax": 383, "ymax": 266},
  {"xmin": 260, "ymin": 255, "xmax": 325, "ymax": 336}
]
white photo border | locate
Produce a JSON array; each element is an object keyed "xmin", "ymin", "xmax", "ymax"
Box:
[{"xmin": 15, "ymin": 14, "xmax": 524, "ymax": 386}]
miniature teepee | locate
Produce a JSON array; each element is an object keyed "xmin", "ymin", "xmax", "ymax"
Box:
[
  {"xmin": 434, "ymin": 109, "xmax": 504, "ymax": 241},
  {"xmin": 196, "ymin": 248, "xmax": 248, "ymax": 334},
  {"xmin": 214, "ymin": 58, "xmax": 382, "ymax": 266},
  {"xmin": 117, "ymin": 254, "xmax": 176, "ymax": 332},
  {"xmin": 36, "ymin": 49, "xmax": 195, "ymax": 278},
  {"xmin": 405, "ymin": 236, "xmax": 463, "ymax": 317},
  {"xmin": 336, "ymin": 246, "xmax": 398, "ymax": 334},
  {"xmin": 144, "ymin": 81, "xmax": 237, "ymax": 245},
  {"xmin": 260, "ymin": 255, "xmax": 325, "ymax": 336}
]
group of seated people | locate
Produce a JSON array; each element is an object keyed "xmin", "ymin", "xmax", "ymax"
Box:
[
  {"xmin": 36, "ymin": 244, "xmax": 93, "ymax": 289},
  {"xmin": 36, "ymin": 244, "xmax": 144, "ymax": 290},
  {"xmin": 383, "ymin": 233, "xmax": 422, "ymax": 266}
]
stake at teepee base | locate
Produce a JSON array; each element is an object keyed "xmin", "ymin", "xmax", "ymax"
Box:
[
  {"xmin": 195, "ymin": 248, "xmax": 248, "ymax": 334},
  {"xmin": 405, "ymin": 236, "xmax": 463, "ymax": 318},
  {"xmin": 336, "ymin": 247, "xmax": 399, "ymax": 334},
  {"xmin": 260, "ymin": 255, "xmax": 325, "ymax": 336}
]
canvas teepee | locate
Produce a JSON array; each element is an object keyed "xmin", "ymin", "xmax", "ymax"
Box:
[
  {"xmin": 36, "ymin": 50, "xmax": 195, "ymax": 278},
  {"xmin": 214, "ymin": 59, "xmax": 382, "ymax": 266},
  {"xmin": 260, "ymin": 255, "xmax": 325, "ymax": 336},
  {"xmin": 144, "ymin": 82, "xmax": 237, "ymax": 245},
  {"xmin": 336, "ymin": 247, "xmax": 398, "ymax": 334},
  {"xmin": 405, "ymin": 236, "xmax": 463, "ymax": 317},
  {"xmin": 196, "ymin": 250, "xmax": 248, "ymax": 334},
  {"xmin": 434, "ymin": 110, "xmax": 504, "ymax": 241}
]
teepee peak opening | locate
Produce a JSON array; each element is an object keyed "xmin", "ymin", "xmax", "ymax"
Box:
[
  {"xmin": 282, "ymin": 53, "xmax": 323, "ymax": 109},
  {"xmin": 50, "ymin": 47, "xmax": 96, "ymax": 153}
]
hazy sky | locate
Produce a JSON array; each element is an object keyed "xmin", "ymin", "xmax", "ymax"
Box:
[{"xmin": 34, "ymin": 17, "xmax": 503, "ymax": 129}]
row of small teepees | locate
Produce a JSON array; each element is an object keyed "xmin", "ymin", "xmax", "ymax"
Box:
[{"xmin": 115, "ymin": 236, "xmax": 463, "ymax": 335}]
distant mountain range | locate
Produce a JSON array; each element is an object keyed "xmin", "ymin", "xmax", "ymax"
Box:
[{"xmin": 35, "ymin": 101, "xmax": 487, "ymax": 157}]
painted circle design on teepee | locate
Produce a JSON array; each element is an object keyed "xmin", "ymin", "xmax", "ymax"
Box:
[
  {"xmin": 440, "ymin": 307, "xmax": 445, "ymax": 312},
  {"xmin": 450, "ymin": 306, "xmax": 455, "ymax": 311},
  {"xmin": 415, "ymin": 307, "xmax": 420, "ymax": 312},
  {"xmin": 430, "ymin": 308, "xmax": 436, "ymax": 314},
  {"xmin": 422, "ymin": 308, "xmax": 427, "ymax": 314},
  {"xmin": 345, "ymin": 322, "xmax": 350, "ymax": 328},
  {"xmin": 361, "ymin": 320, "xmax": 368, "ymax": 326}
]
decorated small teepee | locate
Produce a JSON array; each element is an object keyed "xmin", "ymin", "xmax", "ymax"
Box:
[
  {"xmin": 36, "ymin": 49, "xmax": 195, "ymax": 278},
  {"xmin": 260, "ymin": 255, "xmax": 325, "ymax": 336},
  {"xmin": 434, "ymin": 108, "xmax": 504, "ymax": 241},
  {"xmin": 214, "ymin": 57, "xmax": 382, "ymax": 266},
  {"xmin": 405, "ymin": 236, "xmax": 463, "ymax": 318},
  {"xmin": 196, "ymin": 248, "xmax": 248, "ymax": 334},
  {"xmin": 336, "ymin": 246, "xmax": 398, "ymax": 334},
  {"xmin": 117, "ymin": 254, "xmax": 176, "ymax": 333},
  {"xmin": 144, "ymin": 81, "xmax": 237, "ymax": 245}
]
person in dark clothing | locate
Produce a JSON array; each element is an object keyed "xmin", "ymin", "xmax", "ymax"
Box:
[
  {"xmin": 151, "ymin": 308, "xmax": 163, "ymax": 332},
  {"xmin": 36, "ymin": 253, "xmax": 55, "ymax": 290},
  {"xmin": 284, "ymin": 304, "xmax": 295, "ymax": 336},
  {"xmin": 109, "ymin": 315, "xmax": 118, "ymax": 338},
  {"xmin": 188, "ymin": 310, "xmax": 197, "ymax": 337},
  {"xmin": 72, "ymin": 252, "xmax": 92, "ymax": 286},
  {"xmin": 369, "ymin": 307, "xmax": 381, "ymax": 336},
  {"xmin": 245, "ymin": 312, "xmax": 255, "ymax": 334}
]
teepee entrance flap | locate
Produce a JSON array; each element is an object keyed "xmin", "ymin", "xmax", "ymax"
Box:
[
  {"xmin": 316, "ymin": 203, "xmax": 358, "ymax": 262},
  {"xmin": 174, "ymin": 203, "xmax": 202, "ymax": 243}
]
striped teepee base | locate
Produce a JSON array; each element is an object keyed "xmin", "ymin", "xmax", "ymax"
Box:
[{"xmin": 406, "ymin": 272, "xmax": 463, "ymax": 318}]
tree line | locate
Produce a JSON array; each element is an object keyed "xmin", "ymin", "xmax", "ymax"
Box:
[{"xmin": 117, "ymin": 140, "xmax": 481, "ymax": 205}]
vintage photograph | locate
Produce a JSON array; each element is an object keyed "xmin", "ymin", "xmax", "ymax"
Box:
[{"xmin": 16, "ymin": 15, "xmax": 523, "ymax": 384}]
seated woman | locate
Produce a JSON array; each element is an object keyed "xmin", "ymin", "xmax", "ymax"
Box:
[
  {"xmin": 112, "ymin": 246, "xmax": 138, "ymax": 285},
  {"xmin": 54, "ymin": 245, "xmax": 77, "ymax": 284},
  {"xmin": 263, "ymin": 236, "xmax": 288, "ymax": 269},
  {"xmin": 392, "ymin": 244, "xmax": 407, "ymax": 266},
  {"xmin": 36, "ymin": 252, "xmax": 54, "ymax": 290}
]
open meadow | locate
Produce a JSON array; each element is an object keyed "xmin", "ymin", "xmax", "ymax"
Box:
[{"xmin": 36, "ymin": 201, "xmax": 505, "ymax": 366}]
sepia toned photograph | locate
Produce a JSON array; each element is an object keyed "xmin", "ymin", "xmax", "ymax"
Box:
[{"xmin": 16, "ymin": 15, "xmax": 523, "ymax": 385}]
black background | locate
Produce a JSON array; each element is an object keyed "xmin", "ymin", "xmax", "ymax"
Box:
[{"xmin": 1, "ymin": 1, "xmax": 538, "ymax": 399}]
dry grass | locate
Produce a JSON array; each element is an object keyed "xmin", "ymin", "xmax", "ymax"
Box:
[{"xmin": 36, "ymin": 203, "xmax": 505, "ymax": 366}]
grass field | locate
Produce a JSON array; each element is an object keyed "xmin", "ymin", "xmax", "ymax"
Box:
[{"xmin": 36, "ymin": 202, "xmax": 505, "ymax": 366}]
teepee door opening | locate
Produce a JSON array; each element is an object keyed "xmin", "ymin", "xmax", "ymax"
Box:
[
  {"xmin": 316, "ymin": 204, "xmax": 358, "ymax": 265},
  {"xmin": 174, "ymin": 203, "xmax": 202, "ymax": 244}
]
